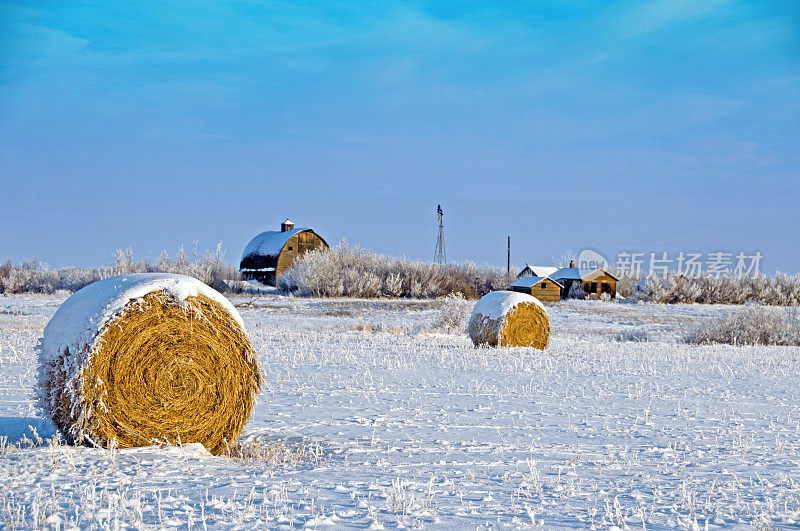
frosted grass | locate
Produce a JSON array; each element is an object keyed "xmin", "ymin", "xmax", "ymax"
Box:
[{"xmin": 1, "ymin": 295, "xmax": 799, "ymax": 528}]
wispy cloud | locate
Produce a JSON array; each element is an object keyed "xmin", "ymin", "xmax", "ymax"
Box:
[{"xmin": 0, "ymin": 1, "xmax": 797, "ymax": 269}]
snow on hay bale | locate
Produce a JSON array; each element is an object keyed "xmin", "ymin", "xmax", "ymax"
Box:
[
  {"xmin": 468, "ymin": 290, "xmax": 550, "ymax": 349},
  {"xmin": 37, "ymin": 273, "xmax": 261, "ymax": 455}
]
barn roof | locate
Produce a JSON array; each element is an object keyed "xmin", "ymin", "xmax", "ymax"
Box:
[
  {"xmin": 241, "ymin": 227, "xmax": 311, "ymax": 259},
  {"xmin": 510, "ymin": 276, "xmax": 564, "ymax": 289}
]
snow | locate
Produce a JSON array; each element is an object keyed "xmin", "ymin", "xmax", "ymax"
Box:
[
  {"xmin": 39, "ymin": 273, "xmax": 244, "ymax": 367},
  {"xmin": 524, "ymin": 265, "xmax": 558, "ymax": 278},
  {"xmin": 2, "ymin": 293, "xmax": 800, "ymax": 528},
  {"xmin": 242, "ymin": 228, "xmax": 310, "ymax": 259},
  {"xmin": 470, "ymin": 290, "xmax": 546, "ymax": 321}
]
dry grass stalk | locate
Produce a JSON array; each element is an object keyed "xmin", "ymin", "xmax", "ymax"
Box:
[
  {"xmin": 228, "ymin": 436, "xmax": 325, "ymax": 465},
  {"xmin": 42, "ymin": 290, "xmax": 261, "ymax": 455}
]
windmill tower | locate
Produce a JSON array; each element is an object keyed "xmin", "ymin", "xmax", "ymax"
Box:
[{"xmin": 434, "ymin": 204, "xmax": 446, "ymax": 265}]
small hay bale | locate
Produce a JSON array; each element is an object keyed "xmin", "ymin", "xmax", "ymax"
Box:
[
  {"xmin": 37, "ymin": 273, "xmax": 261, "ymax": 455},
  {"xmin": 467, "ymin": 290, "xmax": 550, "ymax": 349}
]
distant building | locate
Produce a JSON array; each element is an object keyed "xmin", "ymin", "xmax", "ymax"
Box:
[
  {"xmin": 240, "ymin": 219, "xmax": 328, "ymax": 286},
  {"xmin": 550, "ymin": 265, "xmax": 619, "ymax": 299},
  {"xmin": 509, "ymin": 276, "xmax": 563, "ymax": 303},
  {"xmin": 516, "ymin": 260, "xmax": 619, "ymax": 300}
]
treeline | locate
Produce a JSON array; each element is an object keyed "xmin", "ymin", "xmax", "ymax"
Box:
[
  {"xmin": 4, "ymin": 242, "xmax": 799, "ymax": 306},
  {"xmin": 622, "ymin": 273, "xmax": 800, "ymax": 306},
  {"xmin": 0, "ymin": 243, "xmax": 240, "ymax": 295},
  {"xmin": 280, "ymin": 245, "xmax": 800, "ymax": 304},
  {"xmin": 684, "ymin": 305, "xmax": 800, "ymax": 346}
]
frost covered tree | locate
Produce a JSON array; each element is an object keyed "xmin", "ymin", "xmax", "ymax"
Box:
[{"xmin": 278, "ymin": 242, "xmax": 513, "ymax": 299}]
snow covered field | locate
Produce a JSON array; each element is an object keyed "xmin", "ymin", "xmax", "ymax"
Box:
[{"xmin": 1, "ymin": 294, "xmax": 800, "ymax": 529}]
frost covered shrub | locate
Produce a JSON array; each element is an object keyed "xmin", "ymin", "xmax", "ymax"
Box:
[
  {"xmin": 635, "ymin": 273, "xmax": 800, "ymax": 306},
  {"xmin": 615, "ymin": 328, "xmax": 651, "ymax": 342},
  {"xmin": 566, "ymin": 281, "xmax": 586, "ymax": 300},
  {"xmin": 279, "ymin": 242, "xmax": 513, "ymax": 299},
  {"xmin": 615, "ymin": 273, "xmax": 643, "ymax": 299},
  {"xmin": 278, "ymin": 245, "xmax": 345, "ymax": 297},
  {"xmin": 434, "ymin": 293, "xmax": 473, "ymax": 333},
  {"xmin": 685, "ymin": 305, "xmax": 800, "ymax": 346}
]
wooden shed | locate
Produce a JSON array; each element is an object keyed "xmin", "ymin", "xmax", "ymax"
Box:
[
  {"xmin": 239, "ymin": 219, "xmax": 328, "ymax": 286},
  {"xmin": 580, "ymin": 269, "xmax": 619, "ymax": 299},
  {"xmin": 509, "ymin": 276, "xmax": 563, "ymax": 303}
]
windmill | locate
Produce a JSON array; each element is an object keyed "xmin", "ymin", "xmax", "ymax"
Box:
[{"xmin": 434, "ymin": 204, "xmax": 446, "ymax": 265}]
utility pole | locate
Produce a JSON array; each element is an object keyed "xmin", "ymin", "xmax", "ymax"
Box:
[{"xmin": 507, "ymin": 236, "xmax": 511, "ymax": 275}]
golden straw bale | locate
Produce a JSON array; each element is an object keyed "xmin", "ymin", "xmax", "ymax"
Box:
[
  {"xmin": 468, "ymin": 290, "xmax": 550, "ymax": 349},
  {"xmin": 38, "ymin": 274, "xmax": 261, "ymax": 455}
]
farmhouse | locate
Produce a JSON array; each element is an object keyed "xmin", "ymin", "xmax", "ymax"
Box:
[
  {"xmin": 240, "ymin": 219, "xmax": 328, "ymax": 286},
  {"xmin": 551, "ymin": 266, "xmax": 619, "ymax": 300},
  {"xmin": 509, "ymin": 276, "xmax": 563, "ymax": 303}
]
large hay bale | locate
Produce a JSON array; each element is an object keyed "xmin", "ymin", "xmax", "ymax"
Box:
[
  {"xmin": 37, "ymin": 273, "xmax": 261, "ymax": 455},
  {"xmin": 468, "ymin": 290, "xmax": 550, "ymax": 349}
]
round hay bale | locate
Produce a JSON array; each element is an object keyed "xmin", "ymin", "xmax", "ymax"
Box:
[
  {"xmin": 467, "ymin": 290, "xmax": 550, "ymax": 349},
  {"xmin": 37, "ymin": 273, "xmax": 261, "ymax": 455}
]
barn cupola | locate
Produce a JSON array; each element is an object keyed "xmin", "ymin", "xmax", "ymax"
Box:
[{"xmin": 281, "ymin": 219, "xmax": 295, "ymax": 232}]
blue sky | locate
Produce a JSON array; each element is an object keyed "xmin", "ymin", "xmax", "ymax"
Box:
[{"xmin": 1, "ymin": 1, "xmax": 798, "ymax": 273}]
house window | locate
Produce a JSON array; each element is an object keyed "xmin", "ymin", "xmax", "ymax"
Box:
[
  {"xmin": 590, "ymin": 282, "xmax": 598, "ymax": 293},
  {"xmin": 288, "ymin": 246, "xmax": 293, "ymax": 250},
  {"xmin": 541, "ymin": 282, "xmax": 547, "ymax": 289}
]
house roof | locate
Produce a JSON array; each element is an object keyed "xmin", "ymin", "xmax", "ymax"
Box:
[
  {"xmin": 550, "ymin": 267, "xmax": 591, "ymax": 280},
  {"xmin": 550, "ymin": 267, "xmax": 619, "ymax": 281},
  {"xmin": 582, "ymin": 268, "xmax": 620, "ymax": 282},
  {"xmin": 241, "ymin": 227, "xmax": 311, "ymax": 260},
  {"xmin": 510, "ymin": 276, "xmax": 564, "ymax": 289},
  {"xmin": 521, "ymin": 264, "xmax": 559, "ymax": 277}
]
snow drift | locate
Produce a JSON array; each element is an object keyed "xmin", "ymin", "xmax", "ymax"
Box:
[
  {"xmin": 467, "ymin": 290, "xmax": 550, "ymax": 349},
  {"xmin": 37, "ymin": 273, "xmax": 261, "ymax": 455}
]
